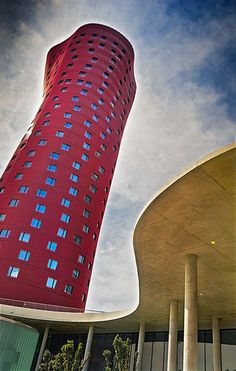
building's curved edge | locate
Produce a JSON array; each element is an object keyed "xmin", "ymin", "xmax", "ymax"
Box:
[{"xmin": 133, "ymin": 141, "xmax": 236, "ymax": 237}]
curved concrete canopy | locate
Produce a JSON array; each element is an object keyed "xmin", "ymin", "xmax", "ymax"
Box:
[{"xmin": 1, "ymin": 143, "xmax": 235, "ymax": 332}]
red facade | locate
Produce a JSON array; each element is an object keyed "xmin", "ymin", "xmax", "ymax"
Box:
[{"xmin": 0, "ymin": 24, "xmax": 136, "ymax": 310}]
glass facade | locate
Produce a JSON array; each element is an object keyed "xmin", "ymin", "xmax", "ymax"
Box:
[
  {"xmin": 0, "ymin": 317, "xmax": 39, "ymax": 371},
  {"xmin": 45, "ymin": 329, "xmax": 236, "ymax": 371}
]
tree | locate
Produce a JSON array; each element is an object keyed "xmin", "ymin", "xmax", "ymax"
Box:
[
  {"xmin": 102, "ymin": 334, "xmax": 138, "ymax": 371},
  {"xmin": 39, "ymin": 340, "xmax": 86, "ymax": 371}
]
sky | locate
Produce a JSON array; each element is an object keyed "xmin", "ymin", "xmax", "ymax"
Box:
[{"xmin": 0, "ymin": 0, "xmax": 235, "ymax": 312}]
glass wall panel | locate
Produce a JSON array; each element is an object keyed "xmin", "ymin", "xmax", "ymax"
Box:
[
  {"xmin": 222, "ymin": 344, "xmax": 236, "ymax": 370},
  {"xmin": 205, "ymin": 343, "xmax": 213, "ymax": 370},
  {"xmin": 142, "ymin": 342, "xmax": 152, "ymax": 370}
]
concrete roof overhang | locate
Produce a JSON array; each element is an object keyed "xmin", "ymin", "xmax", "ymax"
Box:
[{"xmin": 1, "ymin": 143, "xmax": 235, "ymax": 333}]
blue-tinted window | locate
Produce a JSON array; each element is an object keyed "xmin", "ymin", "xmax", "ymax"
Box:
[
  {"xmin": 47, "ymin": 241, "xmax": 57, "ymax": 251},
  {"xmin": 64, "ymin": 122, "xmax": 72, "ymax": 129},
  {"xmin": 77, "ymin": 79, "xmax": 83, "ymax": 85},
  {"xmin": 46, "ymin": 277, "xmax": 57, "ymax": 289},
  {"xmin": 91, "ymin": 103, "xmax": 98, "ymax": 110},
  {"xmin": 61, "ymin": 213, "xmax": 71, "ymax": 223},
  {"xmin": 50, "ymin": 152, "xmax": 60, "ymax": 160},
  {"xmin": 0, "ymin": 213, "xmax": 6, "ymax": 221},
  {"xmin": 72, "ymin": 161, "xmax": 81, "ymax": 170},
  {"xmin": 55, "ymin": 130, "xmax": 64, "ymax": 137},
  {"xmin": 57, "ymin": 227, "xmax": 67, "ymax": 238},
  {"xmin": 18, "ymin": 250, "xmax": 30, "ymax": 261},
  {"xmin": 73, "ymin": 105, "xmax": 81, "ymax": 111},
  {"xmin": 61, "ymin": 198, "xmax": 70, "ymax": 207},
  {"xmin": 83, "ymin": 142, "xmax": 90, "ymax": 150},
  {"xmin": 31, "ymin": 218, "xmax": 42, "ymax": 229},
  {"xmin": 38, "ymin": 139, "xmax": 47, "ymax": 146},
  {"xmin": 47, "ymin": 259, "xmax": 58, "ymax": 270},
  {"xmin": 64, "ymin": 284, "xmax": 73, "ymax": 294},
  {"xmin": 27, "ymin": 150, "xmax": 36, "ymax": 157},
  {"xmin": 85, "ymin": 81, "xmax": 92, "ymax": 87},
  {"xmin": 97, "ymin": 87, "xmax": 104, "ymax": 94},
  {"xmin": 35, "ymin": 203, "xmax": 46, "ymax": 213},
  {"xmin": 19, "ymin": 185, "xmax": 29, "ymax": 193},
  {"xmin": 84, "ymin": 131, "xmax": 92, "ymax": 139},
  {"xmin": 64, "ymin": 112, "xmax": 72, "ymax": 118},
  {"xmin": 15, "ymin": 173, "xmax": 23, "ymax": 179},
  {"xmin": 81, "ymin": 153, "xmax": 89, "ymax": 161},
  {"xmin": 18, "ymin": 232, "xmax": 31, "ymax": 243},
  {"xmin": 61, "ymin": 143, "xmax": 71, "ymax": 151},
  {"xmin": 7, "ymin": 266, "xmax": 20, "ymax": 278},
  {"xmin": 23, "ymin": 161, "xmax": 32, "ymax": 167},
  {"xmin": 98, "ymin": 98, "xmax": 104, "ymax": 104},
  {"xmin": 69, "ymin": 187, "xmax": 78, "ymax": 196},
  {"xmin": 0, "ymin": 229, "xmax": 10, "ymax": 238},
  {"xmin": 37, "ymin": 188, "xmax": 47, "ymax": 198},
  {"xmin": 9, "ymin": 199, "xmax": 19, "ymax": 207},
  {"xmin": 82, "ymin": 224, "xmax": 90, "ymax": 233},
  {"xmin": 70, "ymin": 173, "xmax": 79, "ymax": 182},
  {"xmin": 72, "ymin": 96, "xmax": 79, "ymax": 101},
  {"xmin": 72, "ymin": 268, "xmax": 80, "ymax": 278},
  {"xmin": 80, "ymin": 89, "xmax": 88, "ymax": 95},
  {"xmin": 45, "ymin": 177, "xmax": 56, "ymax": 186},
  {"xmin": 78, "ymin": 255, "xmax": 85, "ymax": 264},
  {"xmin": 84, "ymin": 120, "xmax": 91, "ymax": 128},
  {"xmin": 47, "ymin": 164, "xmax": 57, "ymax": 172},
  {"xmin": 93, "ymin": 114, "xmax": 99, "ymax": 122}
]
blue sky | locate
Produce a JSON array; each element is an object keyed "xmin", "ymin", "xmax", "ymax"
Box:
[{"xmin": 0, "ymin": 0, "xmax": 235, "ymax": 311}]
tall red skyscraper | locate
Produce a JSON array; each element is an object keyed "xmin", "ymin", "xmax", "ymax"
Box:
[{"xmin": 0, "ymin": 24, "xmax": 136, "ymax": 310}]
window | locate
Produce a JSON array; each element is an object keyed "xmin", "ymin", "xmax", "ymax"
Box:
[
  {"xmin": 84, "ymin": 120, "xmax": 91, "ymax": 127},
  {"xmin": 47, "ymin": 241, "xmax": 57, "ymax": 251},
  {"xmin": 61, "ymin": 87, "xmax": 67, "ymax": 92},
  {"xmin": 9, "ymin": 199, "xmax": 19, "ymax": 207},
  {"xmin": 93, "ymin": 232, "xmax": 97, "ymax": 240},
  {"xmin": 38, "ymin": 139, "xmax": 47, "ymax": 146},
  {"xmin": 85, "ymin": 81, "xmax": 92, "ymax": 87},
  {"xmin": 18, "ymin": 232, "xmax": 31, "ymax": 243},
  {"xmin": 72, "ymin": 96, "xmax": 79, "ymax": 101},
  {"xmin": 80, "ymin": 89, "xmax": 88, "ymax": 95},
  {"xmin": 98, "ymin": 98, "xmax": 104, "ymax": 105},
  {"xmin": 95, "ymin": 151, "xmax": 101, "ymax": 157},
  {"xmin": 54, "ymin": 103, "xmax": 60, "ymax": 108},
  {"xmin": 31, "ymin": 218, "xmax": 42, "ymax": 229},
  {"xmin": 72, "ymin": 268, "xmax": 80, "ymax": 278},
  {"xmin": 83, "ymin": 142, "xmax": 90, "ymax": 150},
  {"xmin": 83, "ymin": 209, "xmax": 90, "ymax": 218},
  {"xmin": 36, "ymin": 188, "xmax": 47, "ymax": 198},
  {"xmin": 7, "ymin": 266, "xmax": 20, "ymax": 278},
  {"xmin": 97, "ymin": 87, "xmax": 104, "ymax": 94},
  {"xmin": 45, "ymin": 177, "xmax": 56, "ymax": 186},
  {"xmin": 85, "ymin": 64, "xmax": 92, "ymax": 69},
  {"xmin": 72, "ymin": 161, "xmax": 81, "ymax": 170},
  {"xmin": 64, "ymin": 122, "xmax": 72, "ymax": 129},
  {"xmin": 84, "ymin": 131, "xmax": 92, "ymax": 139},
  {"xmin": 81, "ymin": 153, "xmax": 89, "ymax": 161},
  {"xmin": 101, "ymin": 144, "xmax": 107, "ymax": 151},
  {"xmin": 19, "ymin": 185, "xmax": 29, "ymax": 193},
  {"xmin": 79, "ymin": 71, "xmax": 86, "ymax": 76},
  {"xmin": 46, "ymin": 277, "xmax": 57, "ymax": 289},
  {"xmin": 107, "ymin": 128, "xmax": 112, "ymax": 134},
  {"xmin": 103, "ymin": 81, "xmax": 109, "ymax": 88},
  {"xmin": 99, "ymin": 43, "xmax": 105, "ymax": 48},
  {"xmin": 84, "ymin": 194, "xmax": 92, "ymax": 203},
  {"xmin": 91, "ymin": 103, "xmax": 98, "ymax": 110},
  {"xmin": 43, "ymin": 120, "xmax": 50, "ymax": 126},
  {"xmin": 61, "ymin": 213, "xmax": 71, "ymax": 223},
  {"xmin": 69, "ymin": 187, "xmax": 78, "ymax": 196},
  {"xmin": 72, "ymin": 55, "xmax": 78, "ymax": 60},
  {"xmin": 50, "ymin": 152, "xmax": 60, "ymax": 160},
  {"xmin": 70, "ymin": 173, "xmax": 79, "ymax": 182},
  {"xmin": 57, "ymin": 227, "xmax": 67, "ymax": 238},
  {"xmin": 15, "ymin": 173, "xmax": 23, "ymax": 179},
  {"xmin": 0, "ymin": 229, "xmax": 10, "ymax": 238},
  {"xmin": 23, "ymin": 161, "xmax": 32, "ymax": 167},
  {"xmin": 90, "ymin": 185, "xmax": 97, "ymax": 193},
  {"xmin": 27, "ymin": 150, "xmax": 36, "ymax": 157},
  {"xmin": 56, "ymin": 130, "xmax": 64, "ymax": 137},
  {"xmin": 77, "ymin": 79, "xmax": 83, "ymax": 85},
  {"xmin": 88, "ymin": 47, "xmax": 94, "ymax": 53},
  {"xmin": 106, "ymin": 115, "xmax": 111, "ymax": 122},
  {"xmin": 61, "ymin": 198, "xmax": 71, "ymax": 207},
  {"xmin": 99, "ymin": 166, "xmax": 105, "ymax": 173},
  {"xmin": 35, "ymin": 203, "xmax": 46, "ymax": 213},
  {"xmin": 64, "ymin": 284, "xmax": 73, "ymax": 294},
  {"xmin": 53, "ymin": 95, "xmax": 59, "ymax": 100},
  {"xmin": 18, "ymin": 250, "xmax": 30, "ymax": 261},
  {"xmin": 92, "ymin": 114, "xmax": 99, "ymax": 122},
  {"xmin": 0, "ymin": 213, "xmax": 6, "ymax": 221},
  {"xmin": 82, "ymin": 293, "xmax": 86, "ymax": 302},
  {"xmin": 61, "ymin": 143, "xmax": 71, "ymax": 151},
  {"xmin": 74, "ymin": 234, "xmax": 82, "ymax": 245},
  {"xmin": 82, "ymin": 224, "xmax": 90, "ymax": 233},
  {"xmin": 78, "ymin": 255, "xmax": 85, "ymax": 264},
  {"xmin": 65, "ymin": 78, "xmax": 72, "ymax": 84},
  {"xmin": 73, "ymin": 104, "xmax": 81, "ymax": 111},
  {"xmin": 103, "ymin": 72, "xmax": 109, "ymax": 78},
  {"xmin": 92, "ymin": 173, "xmax": 99, "ymax": 181},
  {"xmin": 101, "ymin": 132, "xmax": 106, "ymax": 140},
  {"xmin": 64, "ymin": 112, "xmax": 72, "ymax": 118},
  {"xmin": 91, "ymin": 57, "xmax": 98, "ymax": 62},
  {"xmin": 47, "ymin": 164, "xmax": 57, "ymax": 172},
  {"xmin": 47, "ymin": 259, "xmax": 58, "ymax": 270}
]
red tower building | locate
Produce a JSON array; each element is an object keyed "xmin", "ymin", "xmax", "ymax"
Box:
[{"xmin": 0, "ymin": 24, "xmax": 136, "ymax": 310}]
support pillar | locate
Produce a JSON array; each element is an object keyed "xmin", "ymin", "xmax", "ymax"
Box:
[
  {"xmin": 82, "ymin": 324, "xmax": 94, "ymax": 371},
  {"xmin": 136, "ymin": 322, "xmax": 145, "ymax": 371},
  {"xmin": 167, "ymin": 300, "xmax": 178, "ymax": 371},
  {"xmin": 183, "ymin": 254, "xmax": 198, "ymax": 371},
  {"xmin": 212, "ymin": 318, "xmax": 222, "ymax": 371},
  {"xmin": 35, "ymin": 326, "xmax": 49, "ymax": 371}
]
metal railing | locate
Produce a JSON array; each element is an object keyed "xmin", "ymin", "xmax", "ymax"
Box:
[{"xmin": 0, "ymin": 297, "xmax": 84, "ymax": 312}]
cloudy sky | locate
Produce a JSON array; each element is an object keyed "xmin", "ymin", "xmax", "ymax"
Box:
[{"xmin": 0, "ymin": 0, "xmax": 235, "ymax": 312}]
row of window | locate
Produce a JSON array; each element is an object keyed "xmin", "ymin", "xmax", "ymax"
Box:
[{"xmin": 6, "ymin": 265, "xmax": 86, "ymax": 298}]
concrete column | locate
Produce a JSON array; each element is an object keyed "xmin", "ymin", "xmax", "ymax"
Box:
[
  {"xmin": 167, "ymin": 300, "xmax": 178, "ymax": 371},
  {"xmin": 183, "ymin": 254, "xmax": 198, "ymax": 371},
  {"xmin": 34, "ymin": 326, "xmax": 49, "ymax": 371},
  {"xmin": 212, "ymin": 318, "xmax": 222, "ymax": 371},
  {"xmin": 136, "ymin": 322, "xmax": 145, "ymax": 371},
  {"xmin": 82, "ymin": 324, "xmax": 94, "ymax": 371}
]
